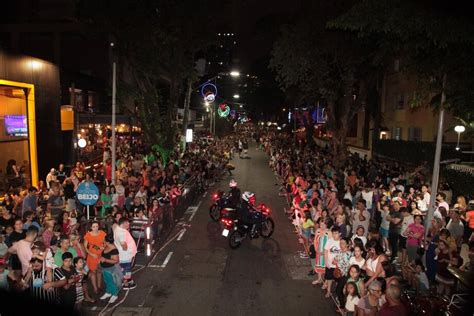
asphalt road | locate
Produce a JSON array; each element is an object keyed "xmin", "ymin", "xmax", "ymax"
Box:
[{"xmin": 103, "ymin": 146, "xmax": 336, "ymax": 316}]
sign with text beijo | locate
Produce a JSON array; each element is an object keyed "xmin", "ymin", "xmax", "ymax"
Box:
[{"xmin": 76, "ymin": 182, "xmax": 100, "ymax": 206}]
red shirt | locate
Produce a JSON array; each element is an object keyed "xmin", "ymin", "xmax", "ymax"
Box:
[{"xmin": 379, "ymin": 302, "xmax": 407, "ymax": 316}]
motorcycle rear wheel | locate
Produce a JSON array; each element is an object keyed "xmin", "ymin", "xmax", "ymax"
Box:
[
  {"xmin": 209, "ymin": 205, "xmax": 220, "ymax": 221},
  {"xmin": 229, "ymin": 231, "xmax": 243, "ymax": 249},
  {"xmin": 260, "ymin": 218, "xmax": 275, "ymax": 238}
]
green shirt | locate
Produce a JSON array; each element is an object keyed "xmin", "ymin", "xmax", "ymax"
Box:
[{"xmin": 53, "ymin": 247, "xmax": 77, "ymax": 267}]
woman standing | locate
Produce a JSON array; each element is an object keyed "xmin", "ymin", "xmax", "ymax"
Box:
[
  {"xmin": 356, "ymin": 280, "xmax": 383, "ymax": 316},
  {"xmin": 100, "ymin": 186, "xmax": 112, "ymax": 217},
  {"xmin": 99, "ymin": 234, "xmax": 122, "ymax": 304},
  {"xmin": 84, "ymin": 221, "xmax": 106, "ymax": 295},
  {"xmin": 364, "ymin": 241, "xmax": 386, "ymax": 287},
  {"xmin": 404, "ymin": 215, "xmax": 425, "ymax": 263},
  {"xmin": 312, "ymin": 218, "xmax": 330, "ymax": 285}
]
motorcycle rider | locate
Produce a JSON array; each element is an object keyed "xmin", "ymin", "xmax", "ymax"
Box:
[
  {"xmin": 238, "ymin": 191, "xmax": 260, "ymax": 236},
  {"xmin": 227, "ymin": 179, "xmax": 241, "ymax": 209}
]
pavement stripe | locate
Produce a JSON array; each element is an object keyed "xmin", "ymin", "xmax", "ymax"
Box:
[
  {"xmin": 160, "ymin": 251, "xmax": 173, "ymax": 268},
  {"xmin": 202, "ymin": 191, "xmax": 208, "ymax": 198},
  {"xmin": 177, "ymin": 228, "xmax": 187, "ymax": 241},
  {"xmin": 188, "ymin": 207, "xmax": 198, "ymax": 221},
  {"xmin": 138, "ymin": 285, "xmax": 154, "ymax": 307}
]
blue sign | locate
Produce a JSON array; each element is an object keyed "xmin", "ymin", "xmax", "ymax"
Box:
[{"xmin": 76, "ymin": 182, "xmax": 100, "ymax": 206}]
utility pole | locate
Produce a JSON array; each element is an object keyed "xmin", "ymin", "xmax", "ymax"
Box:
[
  {"xmin": 111, "ymin": 61, "xmax": 117, "ymax": 185},
  {"xmin": 182, "ymin": 78, "xmax": 192, "ymax": 151},
  {"xmin": 425, "ymin": 73, "xmax": 446, "ymax": 237}
]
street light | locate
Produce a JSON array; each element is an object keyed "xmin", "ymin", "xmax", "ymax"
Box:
[
  {"xmin": 77, "ymin": 138, "xmax": 87, "ymax": 148},
  {"xmin": 454, "ymin": 125, "xmax": 466, "ymax": 150},
  {"xmin": 230, "ymin": 71, "xmax": 240, "ymax": 77},
  {"xmin": 233, "ymin": 94, "xmax": 240, "ymax": 99}
]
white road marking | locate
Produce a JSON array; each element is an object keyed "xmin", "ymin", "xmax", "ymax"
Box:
[
  {"xmin": 160, "ymin": 251, "xmax": 173, "ymax": 268},
  {"xmin": 177, "ymin": 228, "xmax": 187, "ymax": 241},
  {"xmin": 202, "ymin": 191, "xmax": 208, "ymax": 198},
  {"xmin": 188, "ymin": 207, "xmax": 198, "ymax": 221},
  {"xmin": 92, "ymin": 306, "xmax": 97, "ymax": 311}
]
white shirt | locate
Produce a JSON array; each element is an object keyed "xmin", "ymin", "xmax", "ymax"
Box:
[
  {"xmin": 349, "ymin": 256, "xmax": 366, "ymax": 269},
  {"xmin": 324, "ymin": 238, "xmax": 341, "ymax": 268},
  {"xmin": 400, "ymin": 215, "xmax": 414, "ymax": 237},
  {"xmin": 423, "ymin": 192, "xmax": 431, "ymax": 207},
  {"xmin": 345, "ymin": 295, "xmax": 360, "ymax": 312},
  {"xmin": 361, "ymin": 191, "xmax": 374, "ymax": 209},
  {"xmin": 114, "ymin": 226, "xmax": 137, "ymax": 263},
  {"xmin": 352, "ymin": 209, "xmax": 370, "ymax": 236}
]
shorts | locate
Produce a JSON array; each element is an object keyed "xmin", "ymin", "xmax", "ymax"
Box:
[
  {"xmin": 379, "ymin": 227, "xmax": 389, "ymax": 238},
  {"xmin": 324, "ymin": 267, "xmax": 335, "ymax": 280},
  {"xmin": 399, "ymin": 236, "xmax": 407, "ymax": 249},
  {"xmin": 120, "ymin": 261, "xmax": 133, "ymax": 280}
]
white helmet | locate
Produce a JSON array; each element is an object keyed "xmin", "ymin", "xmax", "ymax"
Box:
[
  {"xmin": 242, "ymin": 191, "xmax": 255, "ymax": 203},
  {"xmin": 229, "ymin": 179, "xmax": 238, "ymax": 188}
]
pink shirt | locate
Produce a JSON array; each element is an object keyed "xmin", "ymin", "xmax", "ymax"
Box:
[
  {"xmin": 9, "ymin": 240, "xmax": 32, "ymax": 276},
  {"xmin": 406, "ymin": 223, "xmax": 424, "ymax": 246}
]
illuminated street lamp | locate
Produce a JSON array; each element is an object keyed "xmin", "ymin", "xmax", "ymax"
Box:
[
  {"xmin": 230, "ymin": 71, "xmax": 240, "ymax": 77},
  {"xmin": 233, "ymin": 94, "xmax": 240, "ymax": 99},
  {"xmin": 454, "ymin": 125, "xmax": 465, "ymax": 150},
  {"xmin": 77, "ymin": 138, "xmax": 87, "ymax": 148}
]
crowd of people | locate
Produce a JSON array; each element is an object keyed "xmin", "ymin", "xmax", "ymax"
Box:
[
  {"xmin": 0, "ymin": 133, "xmax": 235, "ymax": 312},
  {"xmin": 264, "ymin": 132, "xmax": 472, "ymax": 315}
]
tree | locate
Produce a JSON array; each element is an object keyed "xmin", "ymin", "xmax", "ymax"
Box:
[
  {"xmin": 79, "ymin": 0, "xmax": 218, "ymax": 155},
  {"xmin": 330, "ymin": 0, "xmax": 474, "ymax": 138},
  {"xmin": 270, "ymin": 2, "xmax": 378, "ymax": 165}
]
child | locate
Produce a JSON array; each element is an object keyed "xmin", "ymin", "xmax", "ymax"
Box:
[
  {"xmin": 344, "ymin": 281, "xmax": 360, "ymax": 316},
  {"xmin": 406, "ymin": 259, "xmax": 430, "ymax": 294},
  {"xmin": 73, "ymin": 256, "xmax": 95, "ymax": 303}
]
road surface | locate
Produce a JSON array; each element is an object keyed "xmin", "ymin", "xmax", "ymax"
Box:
[{"xmin": 99, "ymin": 146, "xmax": 335, "ymax": 316}]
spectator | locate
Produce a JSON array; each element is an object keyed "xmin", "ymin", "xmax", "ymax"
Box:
[
  {"xmin": 99, "ymin": 234, "xmax": 121, "ymax": 303},
  {"xmin": 57, "ymin": 252, "xmax": 77, "ymax": 309},
  {"xmin": 379, "ymin": 284, "xmax": 407, "ymax": 316},
  {"xmin": 53, "ymin": 235, "xmax": 77, "ymax": 267},
  {"xmin": 356, "ymin": 280, "xmax": 383, "ymax": 316},
  {"xmin": 344, "ymin": 281, "xmax": 360, "ymax": 316},
  {"xmin": 312, "ymin": 218, "xmax": 330, "ymax": 285},
  {"xmin": 323, "ymin": 226, "xmax": 341, "ymax": 297},
  {"xmin": 404, "ymin": 214, "xmax": 424, "ymax": 263},
  {"xmin": 84, "ymin": 221, "xmax": 106, "ymax": 295},
  {"xmin": 114, "ymin": 218, "xmax": 137, "ymax": 289},
  {"xmin": 21, "ymin": 187, "xmax": 38, "ymax": 216},
  {"xmin": 8, "ymin": 226, "xmax": 38, "ymax": 277}
]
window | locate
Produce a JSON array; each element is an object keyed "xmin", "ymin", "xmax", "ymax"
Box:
[
  {"xmin": 393, "ymin": 127, "xmax": 402, "ymax": 140},
  {"xmin": 394, "ymin": 93, "xmax": 405, "ymax": 110},
  {"xmin": 408, "ymin": 127, "xmax": 422, "ymax": 141}
]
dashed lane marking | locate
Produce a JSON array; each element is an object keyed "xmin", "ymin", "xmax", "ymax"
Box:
[
  {"xmin": 160, "ymin": 251, "xmax": 173, "ymax": 268},
  {"xmin": 177, "ymin": 228, "xmax": 187, "ymax": 241},
  {"xmin": 202, "ymin": 191, "xmax": 208, "ymax": 198}
]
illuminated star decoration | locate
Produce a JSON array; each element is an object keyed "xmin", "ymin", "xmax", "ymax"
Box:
[
  {"xmin": 200, "ymin": 83, "xmax": 218, "ymax": 103},
  {"xmin": 217, "ymin": 103, "xmax": 230, "ymax": 117}
]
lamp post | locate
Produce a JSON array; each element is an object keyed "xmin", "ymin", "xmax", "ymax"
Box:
[
  {"xmin": 454, "ymin": 125, "xmax": 465, "ymax": 151},
  {"xmin": 110, "ymin": 42, "xmax": 117, "ymax": 185}
]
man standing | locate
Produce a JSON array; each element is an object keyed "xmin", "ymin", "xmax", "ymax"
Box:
[
  {"xmin": 21, "ymin": 186, "xmax": 38, "ymax": 216},
  {"xmin": 47, "ymin": 184, "xmax": 65, "ymax": 221},
  {"xmin": 8, "ymin": 227, "xmax": 38, "ymax": 277},
  {"xmin": 352, "ymin": 199, "xmax": 370, "ymax": 237},
  {"xmin": 387, "ymin": 201, "xmax": 403, "ymax": 263},
  {"xmin": 114, "ymin": 218, "xmax": 137, "ymax": 289},
  {"xmin": 323, "ymin": 227, "xmax": 342, "ymax": 298}
]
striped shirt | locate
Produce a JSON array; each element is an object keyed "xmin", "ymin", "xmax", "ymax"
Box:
[{"xmin": 29, "ymin": 268, "xmax": 65, "ymax": 304}]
